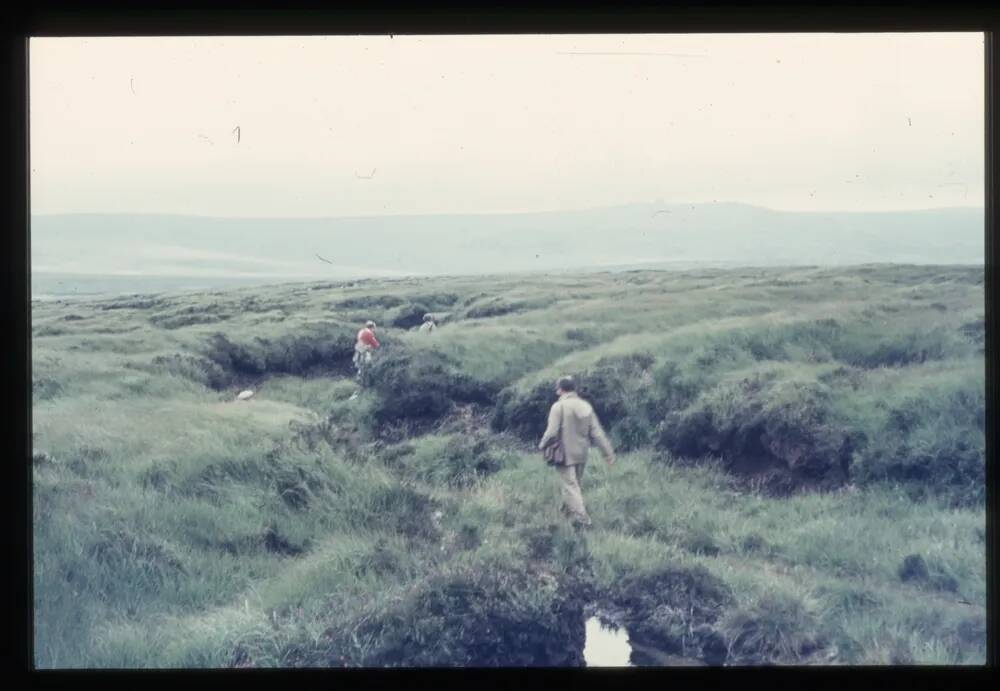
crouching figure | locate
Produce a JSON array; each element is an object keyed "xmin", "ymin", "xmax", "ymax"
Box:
[{"xmin": 418, "ymin": 313, "xmax": 437, "ymax": 333}]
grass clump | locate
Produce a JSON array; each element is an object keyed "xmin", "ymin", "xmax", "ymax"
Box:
[
  {"xmin": 381, "ymin": 434, "xmax": 516, "ymax": 489},
  {"xmin": 367, "ymin": 346, "xmax": 499, "ymax": 434},
  {"xmin": 897, "ymin": 554, "xmax": 960, "ymax": 594},
  {"xmin": 604, "ymin": 563, "xmax": 733, "ymax": 663},
  {"xmin": 88, "ymin": 527, "xmax": 189, "ymax": 589},
  {"xmin": 657, "ymin": 369, "xmax": 851, "ymax": 493},
  {"xmin": 837, "ymin": 371, "xmax": 985, "ymax": 507},
  {"xmin": 202, "ymin": 322, "xmax": 358, "ymax": 381},
  {"xmin": 146, "ymin": 353, "xmax": 230, "ymax": 390},
  {"xmin": 718, "ymin": 591, "xmax": 824, "ymax": 664},
  {"xmin": 332, "ymin": 564, "xmax": 586, "ymax": 667}
]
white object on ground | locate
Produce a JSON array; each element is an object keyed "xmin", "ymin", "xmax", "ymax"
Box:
[
  {"xmin": 583, "ymin": 617, "xmax": 632, "ymax": 667},
  {"xmin": 237, "ymin": 389, "xmax": 255, "ymax": 401}
]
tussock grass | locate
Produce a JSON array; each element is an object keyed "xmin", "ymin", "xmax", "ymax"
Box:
[{"xmin": 32, "ymin": 264, "xmax": 984, "ymax": 667}]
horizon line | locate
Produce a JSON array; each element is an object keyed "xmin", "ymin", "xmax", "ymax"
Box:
[{"xmin": 30, "ymin": 201, "xmax": 987, "ymax": 221}]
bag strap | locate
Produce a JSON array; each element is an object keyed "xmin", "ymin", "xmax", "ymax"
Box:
[{"xmin": 557, "ymin": 401, "xmax": 567, "ymax": 447}]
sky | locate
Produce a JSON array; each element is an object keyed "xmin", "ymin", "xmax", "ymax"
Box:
[{"xmin": 29, "ymin": 33, "xmax": 985, "ymax": 217}]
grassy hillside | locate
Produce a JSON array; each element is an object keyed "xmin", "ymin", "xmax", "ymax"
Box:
[{"xmin": 31, "ymin": 264, "xmax": 986, "ymax": 667}]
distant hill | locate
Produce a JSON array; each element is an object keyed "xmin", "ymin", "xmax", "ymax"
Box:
[{"xmin": 31, "ymin": 203, "xmax": 983, "ymax": 296}]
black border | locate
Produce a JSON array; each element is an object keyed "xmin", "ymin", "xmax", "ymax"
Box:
[
  {"xmin": 12, "ymin": 2, "xmax": 1000, "ymax": 36},
  {"xmin": 987, "ymin": 15, "xmax": 998, "ymax": 681},
  {"xmin": 7, "ymin": 2, "xmax": 998, "ymax": 689}
]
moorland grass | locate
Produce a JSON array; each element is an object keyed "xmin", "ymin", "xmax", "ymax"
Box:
[{"xmin": 31, "ymin": 264, "xmax": 985, "ymax": 667}]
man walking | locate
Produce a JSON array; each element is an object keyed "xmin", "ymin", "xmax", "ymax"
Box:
[
  {"xmin": 353, "ymin": 320, "xmax": 380, "ymax": 384},
  {"xmin": 538, "ymin": 376, "xmax": 616, "ymax": 528}
]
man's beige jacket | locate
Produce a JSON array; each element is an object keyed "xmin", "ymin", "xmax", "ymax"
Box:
[{"xmin": 538, "ymin": 392, "xmax": 615, "ymax": 466}]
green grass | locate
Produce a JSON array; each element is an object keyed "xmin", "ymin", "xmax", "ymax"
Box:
[{"xmin": 31, "ymin": 264, "xmax": 985, "ymax": 667}]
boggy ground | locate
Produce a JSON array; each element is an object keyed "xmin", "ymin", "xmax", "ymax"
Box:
[{"xmin": 31, "ymin": 265, "xmax": 986, "ymax": 667}]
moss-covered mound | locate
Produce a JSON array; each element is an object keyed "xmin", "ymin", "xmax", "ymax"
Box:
[
  {"xmin": 605, "ymin": 564, "xmax": 733, "ymax": 664},
  {"xmin": 334, "ymin": 566, "xmax": 586, "ymax": 666},
  {"xmin": 367, "ymin": 347, "xmax": 500, "ymax": 433},
  {"xmin": 657, "ymin": 372, "xmax": 852, "ymax": 494}
]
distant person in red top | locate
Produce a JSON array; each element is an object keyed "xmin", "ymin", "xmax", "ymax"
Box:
[{"xmin": 353, "ymin": 320, "xmax": 380, "ymax": 383}]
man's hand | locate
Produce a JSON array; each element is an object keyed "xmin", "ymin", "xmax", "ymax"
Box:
[{"xmin": 606, "ymin": 454, "xmax": 616, "ymax": 467}]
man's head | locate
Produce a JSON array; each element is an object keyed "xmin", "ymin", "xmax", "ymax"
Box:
[
  {"xmin": 423, "ymin": 313, "xmax": 434, "ymax": 322},
  {"xmin": 555, "ymin": 375, "xmax": 576, "ymax": 396},
  {"xmin": 365, "ymin": 320, "xmax": 376, "ymax": 330}
]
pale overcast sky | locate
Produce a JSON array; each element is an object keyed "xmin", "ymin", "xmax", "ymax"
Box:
[{"xmin": 29, "ymin": 32, "xmax": 984, "ymax": 217}]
